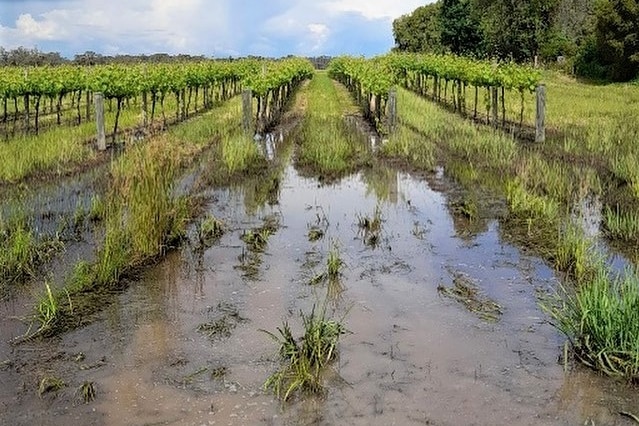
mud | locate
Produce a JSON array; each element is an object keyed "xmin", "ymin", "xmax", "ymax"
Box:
[{"xmin": 3, "ymin": 135, "xmax": 639, "ymax": 426}]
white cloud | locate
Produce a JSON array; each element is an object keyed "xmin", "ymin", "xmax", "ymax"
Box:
[
  {"xmin": 307, "ymin": 23, "xmax": 330, "ymax": 52},
  {"xmin": 0, "ymin": 0, "xmax": 428, "ymax": 56},
  {"xmin": 321, "ymin": 0, "xmax": 425, "ymax": 20}
]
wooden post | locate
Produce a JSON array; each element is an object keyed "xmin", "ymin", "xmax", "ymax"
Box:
[
  {"xmin": 94, "ymin": 92, "xmax": 106, "ymax": 151},
  {"xmin": 535, "ymin": 85, "xmax": 546, "ymax": 143},
  {"xmin": 242, "ymin": 89, "xmax": 253, "ymax": 135},
  {"xmin": 388, "ymin": 88, "xmax": 397, "ymax": 134},
  {"xmin": 491, "ymin": 87, "xmax": 498, "ymax": 127}
]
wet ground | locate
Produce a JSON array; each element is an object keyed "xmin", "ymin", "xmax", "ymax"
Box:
[{"xmin": 2, "ymin": 135, "xmax": 639, "ymax": 425}]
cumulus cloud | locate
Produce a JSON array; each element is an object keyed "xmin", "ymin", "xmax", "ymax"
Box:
[{"xmin": 0, "ymin": 0, "xmax": 428, "ymax": 57}]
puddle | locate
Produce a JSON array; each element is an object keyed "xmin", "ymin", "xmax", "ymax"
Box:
[{"xmin": 2, "ymin": 149, "xmax": 639, "ymax": 426}]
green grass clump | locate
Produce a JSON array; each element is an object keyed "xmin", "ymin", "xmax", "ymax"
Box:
[
  {"xmin": 326, "ymin": 242, "xmax": 345, "ymax": 280},
  {"xmin": 199, "ymin": 214, "xmax": 225, "ymax": 245},
  {"xmin": 222, "ymin": 134, "xmax": 263, "ymax": 175},
  {"xmin": 543, "ymin": 266, "xmax": 639, "ymax": 381},
  {"xmin": 262, "ymin": 304, "xmax": 346, "ymax": 401},
  {"xmin": 356, "ymin": 205, "xmax": 384, "ymax": 248},
  {"xmin": 603, "ymin": 206, "xmax": 639, "ymax": 242},
  {"xmin": 553, "ymin": 224, "xmax": 597, "ymax": 283},
  {"xmin": 505, "ymin": 179, "xmax": 560, "ymax": 222},
  {"xmin": 0, "ymin": 214, "xmax": 62, "ymax": 292}
]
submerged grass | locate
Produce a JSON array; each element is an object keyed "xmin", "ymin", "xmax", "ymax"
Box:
[
  {"xmin": 28, "ymin": 96, "xmax": 263, "ymax": 337},
  {"xmin": 389, "ymin": 77, "xmax": 639, "ymax": 380},
  {"xmin": 0, "ymin": 212, "xmax": 62, "ymax": 294},
  {"xmin": 262, "ymin": 303, "xmax": 346, "ymax": 401}
]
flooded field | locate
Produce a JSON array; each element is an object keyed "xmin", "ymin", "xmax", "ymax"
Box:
[{"xmin": 2, "ymin": 129, "xmax": 639, "ymax": 425}]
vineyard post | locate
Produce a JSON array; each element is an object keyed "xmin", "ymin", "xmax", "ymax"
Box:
[
  {"xmin": 388, "ymin": 88, "xmax": 397, "ymax": 134},
  {"xmin": 535, "ymin": 85, "xmax": 546, "ymax": 143},
  {"xmin": 242, "ymin": 89, "xmax": 253, "ymax": 135},
  {"xmin": 94, "ymin": 92, "xmax": 106, "ymax": 151},
  {"xmin": 491, "ymin": 87, "xmax": 498, "ymax": 128}
]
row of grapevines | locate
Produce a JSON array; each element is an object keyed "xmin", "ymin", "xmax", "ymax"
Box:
[
  {"xmin": 327, "ymin": 56, "xmax": 397, "ymax": 132},
  {"xmin": 327, "ymin": 56, "xmax": 395, "ymax": 99},
  {"xmin": 245, "ymin": 57, "xmax": 314, "ymax": 133},
  {"xmin": 386, "ymin": 52, "xmax": 541, "ymax": 93},
  {"xmin": 0, "ymin": 61, "xmax": 254, "ymax": 102},
  {"xmin": 244, "ymin": 57, "xmax": 314, "ymax": 98}
]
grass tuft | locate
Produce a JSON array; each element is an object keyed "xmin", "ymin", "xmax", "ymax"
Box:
[
  {"xmin": 261, "ymin": 304, "xmax": 346, "ymax": 401},
  {"xmin": 542, "ymin": 266, "xmax": 639, "ymax": 381}
]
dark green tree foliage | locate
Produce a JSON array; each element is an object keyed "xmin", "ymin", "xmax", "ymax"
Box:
[
  {"xmin": 477, "ymin": 0, "xmax": 560, "ymax": 61},
  {"xmin": 439, "ymin": 0, "xmax": 483, "ymax": 55},
  {"xmin": 593, "ymin": 0, "xmax": 639, "ymax": 81},
  {"xmin": 393, "ymin": 2, "xmax": 444, "ymax": 53}
]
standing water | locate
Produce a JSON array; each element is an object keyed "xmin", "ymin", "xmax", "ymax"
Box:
[{"xmin": 1, "ymin": 141, "xmax": 638, "ymax": 425}]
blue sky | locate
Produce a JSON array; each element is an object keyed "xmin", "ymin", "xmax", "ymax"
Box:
[{"xmin": 0, "ymin": 0, "xmax": 427, "ymax": 58}]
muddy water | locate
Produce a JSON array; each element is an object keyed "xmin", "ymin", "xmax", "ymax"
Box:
[{"xmin": 2, "ymin": 156, "xmax": 639, "ymax": 425}]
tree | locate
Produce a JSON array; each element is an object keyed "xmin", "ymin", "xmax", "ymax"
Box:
[
  {"xmin": 440, "ymin": 0, "xmax": 484, "ymax": 56},
  {"xmin": 393, "ymin": 2, "xmax": 444, "ymax": 53},
  {"xmin": 476, "ymin": 0, "xmax": 561, "ymax": 62},
  {"xmin": 593, "ymin": 0, "xmax": 639, "ymax": 81}
]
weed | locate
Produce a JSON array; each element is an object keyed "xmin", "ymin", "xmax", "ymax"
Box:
[
  {"xmin": 36, "ymin": 282, "xmax": 60, "ymax": 331},
  {"xmin": 326, "ymin": 242, "xmax": 344, "ymax": 281},
  {"xmin": 222, "ymin": 134, "xmax": 263, "ymax": 175},
  {"xmin": 357, "ymin": 205, "xmax": 383, "ymax": 233},
  {"xmin": 38, "ymin": 375, "xmax": 65, "ymax": 397},
  {"xmin": 603, "ymin": 205, "xmax": 639, "ymax": 242},
  {"xmin": 438, "ymin": 272, "xmax": 502, "ymax": 322},
  {"xmin": 542, "ymin": 266, "xmax": 639, "ymax": 381},
  {"xmin": 199, "ymin": 214, "xmax": 224, "ymax": 246},
  {"xmin": 261, "ymin": 304, "xmax": 346, "ymax": 401},
  {"xmin": 0, "ymin": 214, "xmax": 62, "ymax": 289},
  {"xmin": 307, "ymin": 227, "xmax": 325, "ymax": 242},
  {"xmin": 197, "ymin": 302, "xmax": 247, "ymax": 340},
  {"xmin": 76, "ymin": 381, "xmax": 96, "ymax": 403},
  {"xmin": 88, "ymin": 195, "xmax": 105, "ymax": 222},
  {"xmin": 241, "ymin": 216, "xmax": 279, "ymax": 252},
  {"xmin": 210, "ymin": 366, "xmax": 228, "ymax": 379},
  {"xmin": 554, "ymin": 224, "xmax": 597, "ymax": 283}
]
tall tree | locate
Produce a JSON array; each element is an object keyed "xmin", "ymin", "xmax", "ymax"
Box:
[
  {"xmin": 593, "ymin": 0, "xmax": 639, "ymax": 80},
  {"xmin": 476, "ymin": 0, "xmax": 559, "ymax": 62},
  {"xmin": 393, "ymin": 2, "xmax": 444, "ymax": 53},
  {"xmin": 439, "ymin": 0, "xmax": 484, "ymax": 56}
]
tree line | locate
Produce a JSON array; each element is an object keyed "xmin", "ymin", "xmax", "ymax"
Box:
[
  {"xmin": 0, "ymin": 47, "xmax": 333, "ymax": 71},
  {"xmin": 393, "ymin": 0, "xmax": 638, "ymax": 81}
]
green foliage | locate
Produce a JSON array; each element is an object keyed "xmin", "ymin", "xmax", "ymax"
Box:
[
  {"xmin": 591, "ymin": 0, "xmax": 639, "ymax": 81},
  {"xmin": 393, "ymin": 3, "xmax": 444, "ymax": 53},
  {"xmin": 262, "ymin": 304, "xmax": 345, "ymax": 401},
  {"xmin": 542, "ymin": 266, "xmax": 639, "ymax": 381},
  {"xmin": 440, "ymin": 0, "xmax": 484, "ymax": 56}
]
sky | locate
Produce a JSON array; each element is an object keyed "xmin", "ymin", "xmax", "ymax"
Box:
[{"xmin": 0, "ymin": 0, "xmax": 427, "ymax": 58}]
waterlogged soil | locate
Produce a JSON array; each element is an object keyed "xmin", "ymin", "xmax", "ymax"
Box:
[{"xmin": 3, "ymin": 148, "xmax": 639, "ymax": 425}]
